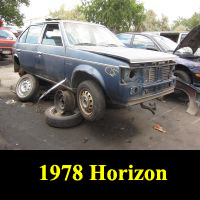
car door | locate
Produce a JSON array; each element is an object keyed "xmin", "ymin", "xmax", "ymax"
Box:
[
  {"xmin": 17, "ymin": 25, "xmax": 44, "ymax": 74},
  {"xmin": 36, "ymin": 23, "xmax": 66, "ymax": 82}
]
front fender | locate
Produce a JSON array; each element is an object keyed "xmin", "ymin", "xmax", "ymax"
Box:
[{"xmin": 71, "ymin": 64, "xmax": 106, "ymax": 89}]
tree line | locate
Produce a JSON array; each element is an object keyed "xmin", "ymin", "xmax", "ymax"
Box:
[
  {"xmin": 1, "ymin": 0, "xmax": 200, "ymax": 33},
  {"xmin": 50, "ymin": 0, "xmax": 200, "ymax": 33}
]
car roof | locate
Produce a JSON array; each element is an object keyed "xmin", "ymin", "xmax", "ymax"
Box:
[{"xmin": 31, "ymin": 20, "xmax": 105, "ymax": 27}]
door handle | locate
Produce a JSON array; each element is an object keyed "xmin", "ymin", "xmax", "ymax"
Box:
[
  {"xmin": 37, "ymin": 52, "xmax": 43, "ymax": 57},
  {"xmin": 16, "ymin": 49, "xmax": 21, "ymax": 53}
]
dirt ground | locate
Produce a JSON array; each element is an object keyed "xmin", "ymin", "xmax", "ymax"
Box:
[{"xmin": 0, "ymin": 59, "xmax": 200, "ymax": 150}]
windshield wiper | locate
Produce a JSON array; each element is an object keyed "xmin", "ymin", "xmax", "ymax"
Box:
[
  {"xmin": 99, "ymin": 43, "xmax": 119, "ymax": 47},
  {"xmin": 74, "ymin": 43, "xmax": 96, "ymax": 46}
]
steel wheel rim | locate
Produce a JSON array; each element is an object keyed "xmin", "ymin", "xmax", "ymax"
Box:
[
  {"xmin": 55, "ymin": 91, "xmax": 65, "ymax": 110},
  {"xmin": 17, "ymin": 78, "xmax": 32, "ymax": 98},
  {"xmin": 79, "ymin": 89, "xmax": 94, "ymax": 116}
]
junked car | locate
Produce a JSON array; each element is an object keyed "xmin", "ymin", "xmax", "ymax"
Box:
[
  {"xmin": 0, "ymin": 29, "xmax": 16, "ymax": 59},
  {"xmin": 0, "ymin": 26, "xmax": 21, "ymax": 38},
  {"xmin": 13, "ymin": 20, "xmax": 176, "ymax": 122},
  {"xmin": 131, "ymin": 31, "xmax": 188, "ymax": 44},
  {"xmin": 117, "ymin": 27, "xmax": 200, "ymax": 87}
]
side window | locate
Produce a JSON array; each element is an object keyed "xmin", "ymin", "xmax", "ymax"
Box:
[
  {"xmin": 19, "ymin": 28, "xmax": 29, "ymax": 43},
  {"xmin": 132, "ymin": 35, "xmax": 158, "ymax": 50},
  {"xmin": 42, "ymin": 24, "xmax": 63, "ymax": 46},
  {"xmin": 160, "ymin": 33, "xmax": 179, "ymax": 43},
  {"xmin": 26, "ymin": 25, "xmax": 43, "ymax": 44},
  {"xmin": 117, "ymin": 34, "xmax": 132, "ymax": 46}
]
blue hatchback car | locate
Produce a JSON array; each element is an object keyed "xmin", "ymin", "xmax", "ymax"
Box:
[{"xmin": 13, "ymin": 20, "xmax": 176, "ymax": 121}]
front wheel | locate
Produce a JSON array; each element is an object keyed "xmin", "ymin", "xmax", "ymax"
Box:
[{"xmin": 77, "ymin": 80, "xmax": 106, "ymax": 122}]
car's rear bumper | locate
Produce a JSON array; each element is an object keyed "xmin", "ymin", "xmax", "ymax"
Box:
[{"xmin": 0, "ymin": 47, "xmax": 13, "ymax": 55}]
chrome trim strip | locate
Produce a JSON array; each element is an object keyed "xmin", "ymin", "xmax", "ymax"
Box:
[
  {"xmin": 64, "ymin": 56, "xmax": 117, "ymax": 68},
  {"xmin": 19, "ymin": 49, "xmax": 118, "ymax": 68},
  {"xmin": 17, "ymin": 48, "xmax": 175, "ymax": 68}
]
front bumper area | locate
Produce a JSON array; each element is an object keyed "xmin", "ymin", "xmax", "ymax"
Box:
[
  {"xmin": 111, "ymin": 78, "xmax": 176, "ymax": 106},
  {"xmin": 126, "ymin": 87, "xmax": 174, "ymax": 106}
]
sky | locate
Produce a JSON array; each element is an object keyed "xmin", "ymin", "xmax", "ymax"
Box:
[{"xmin": 21, "ymin": 0, "xmax": 200, "ymax": 23}]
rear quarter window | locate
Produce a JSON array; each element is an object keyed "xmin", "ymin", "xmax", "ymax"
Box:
[{"xmin": 25, "ymin": 25, "xmax": 44, "ymax": 44}]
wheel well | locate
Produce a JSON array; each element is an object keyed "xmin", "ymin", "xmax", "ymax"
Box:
[
  {"xmin": 14, "ymin": 56, "xmax": 20, "ymax": 66},
  {"xmin": 72, "ymin": 72, "xmax": 102, "ymax": 88},
  {"xmin": 14, "ymin": 56, "xmax": 20, "ymax": 72},
  {"xmin": 72, "ymin": 71, "xmax": 109, "ymax": 101},
  {"xmin": 14, "ymin": 56, "xmax": 26, "ymax": 76},
  {"xmin": 175, "ymin": 64, "xmax": 193, "ymax": 82}
]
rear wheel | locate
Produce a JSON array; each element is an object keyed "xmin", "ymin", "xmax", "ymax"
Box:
[
  {"xmin": 16, "ymin": 74, "xmax": 39, "ymax": 102},
  {"xmin": 77, "ymin": 80, "xmax": 106, "ymax": 121}
]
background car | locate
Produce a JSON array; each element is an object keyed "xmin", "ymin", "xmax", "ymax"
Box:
[
  {"xmin": 0, "ymin": 26, "xmax": 22, "ymax": 38},
  {"xmin": 0, "ymin": 29, "xmax": 16, "ymax": 60},
  {"xmin": 133, "ymin": 31, "xmax": 188, "ymax": 44},
  {"xmin": 117, "ymin": 32, "xmax": 200, "ymax": 87},
  {"xmin": 158, "ymin": 31, "xmax": 188, "ymax": 44}
]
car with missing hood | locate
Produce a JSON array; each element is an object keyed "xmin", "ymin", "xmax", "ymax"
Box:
[
  {"xmin": 117, "ymin": 26, "xmax": 200, "ymax": 87},
  {"xmin": 13, "ymin": 20, "xmax": 176, "ymax": 121}
]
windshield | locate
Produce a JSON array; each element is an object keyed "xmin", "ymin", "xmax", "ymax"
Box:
[
  {"xmin": 153, "ymin": 35, "xmax": 192, "ymax": 54},
  {"xmin": 64, "ymin": 22, "xmax": 124, "ymax": 47},
  {"xmin": 153, "ymin": 35, "xmax": 177, "ymax": 52}
]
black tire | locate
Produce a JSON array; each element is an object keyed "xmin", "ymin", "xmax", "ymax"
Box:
[
  {"xmin": 45, "ymin": 106, "xmax": 83, "ymax": 128},
  {"xmin": 16, "ymin": 74, "xmax": 39, "ymax": 102},
  {"xmin": 77, "ymin": 80, "xmax": 106, "ymax": 121},
  {"xmin": 174, "ymin": 70, "xmax": 191, "ymax": 84}
]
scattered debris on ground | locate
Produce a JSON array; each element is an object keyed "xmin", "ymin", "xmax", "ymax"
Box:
[
  {"xmin": 5, "ymin": 99, "xmax": 16, "ymax": 105},
  {"xmin": 82, "ymin": 137, "xmax": 89, "ymax": 144},
  {"xmin": 125, "ymin": 139, "xmax": 132, "ymax": 143},
  {"xmin": 153, "ymin": 124, "xmax": 167, "ymax": 133},
  {"xmin": 21, "ymin": 103, "xmax": 27, "ymax": 108}
]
